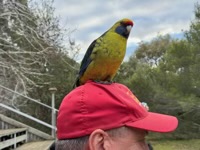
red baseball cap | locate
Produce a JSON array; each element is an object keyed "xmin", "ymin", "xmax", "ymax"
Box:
[{"xmin": 57, "ymin": 81, "xmax": 178, "ymax": 139}]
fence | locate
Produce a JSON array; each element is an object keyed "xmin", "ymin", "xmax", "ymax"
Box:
[{"xmin": 0, "ymin": 84, "xmax": 58, "ymax": 138}]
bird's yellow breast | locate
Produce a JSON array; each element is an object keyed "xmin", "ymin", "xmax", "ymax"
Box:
[{"xmin": 92, "ymin": 32, "xmax": 126, "ymax": 61}]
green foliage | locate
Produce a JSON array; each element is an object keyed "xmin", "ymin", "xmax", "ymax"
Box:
[
  {"xmin": 135, "ymin": 34, "xmax": 172, "ymax": 67},
  {"xmin": 151, "ymin": 139, "xmax": 200, "ymax": 150},
  {"xmin": 185, "ymin": 3, "xmax": 200, "ymax": 46},
  {"xmin": 115, "ymin": 56, "xmax": 138, "ymax": 83},
  {"xmin": 116, "ymin": 3, "xmax": 200, "ymax": 139},
  {"xmin": 125, "ymin": 63, "xmax": 156, "ymax": 101},
  {"xmin": 158, "ymin": 40, "xmax": 194, "ymax": 95}
]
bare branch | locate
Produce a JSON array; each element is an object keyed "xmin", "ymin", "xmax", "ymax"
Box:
[{"xmin": 0, "ymin": 0, "xmax": 79, "ymax": 110}]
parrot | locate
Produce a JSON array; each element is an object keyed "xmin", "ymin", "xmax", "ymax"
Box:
[{"xmin": 74, "ymin": 18, "xmax": 134, "ymax": 87}]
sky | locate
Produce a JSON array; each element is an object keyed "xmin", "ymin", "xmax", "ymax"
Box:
[{"xmin": 51, "ymin": 0, "xmax": 199, "ymax": 62}]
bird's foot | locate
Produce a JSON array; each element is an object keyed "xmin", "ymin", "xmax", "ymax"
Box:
[{"xmin": 94, "ymin": 80, "xmax": 113, "ymax": 85}]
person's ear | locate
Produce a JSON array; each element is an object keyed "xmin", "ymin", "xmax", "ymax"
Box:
[{"xmin": 88, "ymin": 129, "xmax": 112, "ymax": 150}]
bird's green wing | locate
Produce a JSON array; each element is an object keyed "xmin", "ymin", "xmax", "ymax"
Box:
[{"xmin": 74, "ymin": 31, "xmax": 108, "ymax": 87}]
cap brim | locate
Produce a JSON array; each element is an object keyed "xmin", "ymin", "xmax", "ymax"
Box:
[{"xmin": 126, "ymin": 112, "xmax": 178, "ymax": 133}]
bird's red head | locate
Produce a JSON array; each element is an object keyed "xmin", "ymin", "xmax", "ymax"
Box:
[{"xmin": 121, "ymin": 18, "xmax": 134, "ymax": 27}]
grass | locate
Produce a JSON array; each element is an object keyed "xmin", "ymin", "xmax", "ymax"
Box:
[{"xmin": 150, "ymin": 139, "xmax": 200, "ymax": 150}]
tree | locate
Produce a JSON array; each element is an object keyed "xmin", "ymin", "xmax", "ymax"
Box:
[
  {"xmin": 116, "ymin": 4, "xmax": 200, "ymax": 139},
  {"xmin": 184, "ymin": 2, "xmax": 200, "ymax": 97},
  {"xmin": 135, "ymin": 34, "xmax": 172, "ymax": 67},
  {"xmin": 0, "ymin": 0, "xmax": 79, "ymax": 108},
  {"xmin": 0, "ymin": 0, "xmax": 80, "ymax": 133},
  {"xmin": 116, "ymin": 35, "xmax": 175, "ymax": 101}
]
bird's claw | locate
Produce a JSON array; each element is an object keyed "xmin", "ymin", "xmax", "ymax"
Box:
[{"xmin": 94, "ymin": 80, "xmax": 113, "ymax": 85}]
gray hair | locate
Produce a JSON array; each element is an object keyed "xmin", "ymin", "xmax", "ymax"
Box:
[
  {"xmin": 56, "ymin": 135, "xmax": 89, "ymax": 150},
  {"xmin": 55, "ymin": 126, "xmax": 130, "ymax": 150}
]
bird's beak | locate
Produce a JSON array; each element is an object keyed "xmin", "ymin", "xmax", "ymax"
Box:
[{"xmin": 126, "ymin": 25, "xmax": 132, "ymax": 33}]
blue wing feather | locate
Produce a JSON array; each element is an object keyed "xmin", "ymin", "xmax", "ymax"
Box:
[
  {"xmin": 79, "ymin": 40, "xmax": 96, "ymax": 76},
  {"xmin": 73, "ymin": 40, "xmax": 96, "ymax": 87}
]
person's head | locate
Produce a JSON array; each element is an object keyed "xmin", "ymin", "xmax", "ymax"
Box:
[
  {"xmin": 56, "ymin": 126, "xmax": 149, "ymax": 150},
  {"xmin": 56, "ymin": 81, "xmax": 178, "ymax": 150}
]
